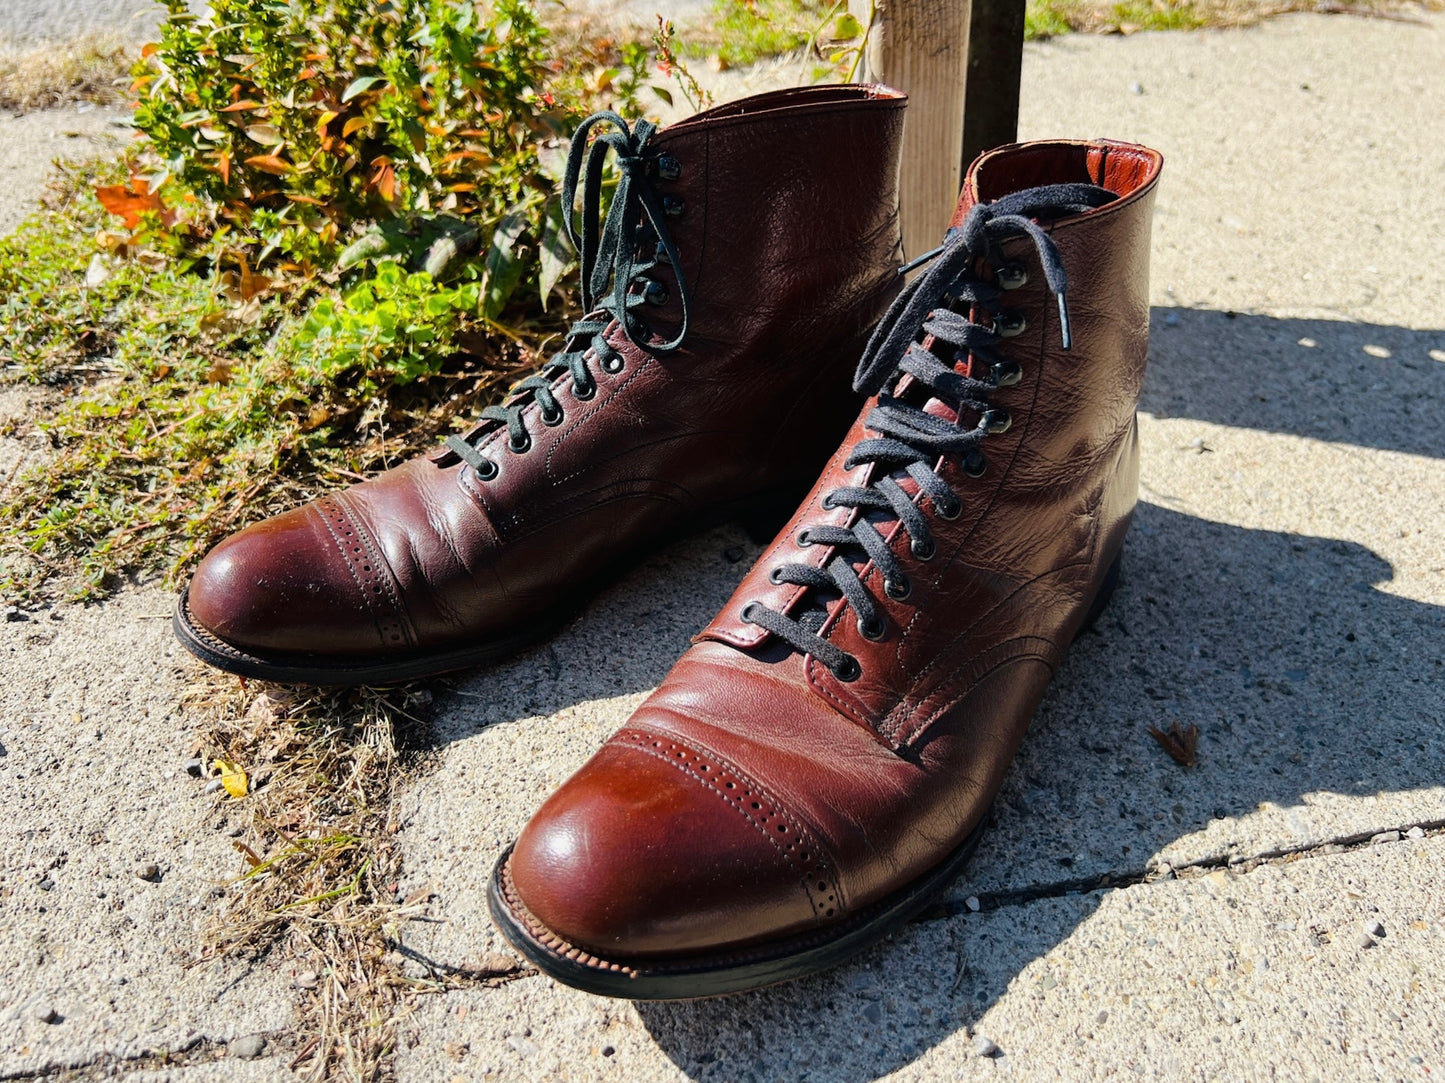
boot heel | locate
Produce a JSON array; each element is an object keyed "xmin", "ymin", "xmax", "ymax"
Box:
[{"xmin": 1079, "ymin": 550, "xmax": 1124, "ymax": 635}]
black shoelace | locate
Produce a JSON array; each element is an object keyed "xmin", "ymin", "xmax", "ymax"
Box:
[
  {"xmin": 741, "ymin": 183, "xmax": 1117, "ymax": 681},
  {"xmin": 445, "ymin": 111, "xmax": 690, "ymax": 476}
]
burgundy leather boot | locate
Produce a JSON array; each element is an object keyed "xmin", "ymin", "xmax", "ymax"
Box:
[
  {"xmin": 492, "ymin": 139, "xmax": 1164, "ymax": 998},
  {"xmin": 174, "ymin": 85, "xmax": 907, "ymax": 684}
]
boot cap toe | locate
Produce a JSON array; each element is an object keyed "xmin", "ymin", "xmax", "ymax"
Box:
[{"xmin": 507, "ymin": 732, "xmax": 830, "ymax": 958}]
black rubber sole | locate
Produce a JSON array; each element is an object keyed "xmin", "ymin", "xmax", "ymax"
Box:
[
  {"xmin": 172, "ymin": 589, "xmax": 571, "ymax": 685},
  {"xmin": 487, "ymin": 813, "xmax": 989, "ymax": 1001},
  {"xmin": 487, "ymin": 548, "xmax": 1128, "ymax": 999},
  {"xmin": 171, "ymin": 485, "xmax": 808, "ymax": 686}
]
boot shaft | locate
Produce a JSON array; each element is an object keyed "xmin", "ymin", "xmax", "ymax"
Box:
[
  {"xmin": 698, "ymin": 140, "xmax": 1163, "ymax": 745},
  {"xmin": 642, "ymin": 85, "xmax": 907, "ymax": 357}
]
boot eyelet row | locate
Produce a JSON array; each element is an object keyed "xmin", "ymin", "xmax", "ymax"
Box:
[
  {"xmin": 980, "ymin": 408, "xmax": 1011, "ymax": 435},
  {"xmin": 857, "ymin": 615, "xmax": 886, "ymax": 641},
  {"xmin": 510, "ymin": 432, "xmax": 532, "ymax": 454},
  {"xmin": 997, "ymin": 263, "xmax": 1028, "ymax": 290},
  {"xmin": 883, "ymin": 574, "xmax": 911, "ymax": 601},
  {"xmin": 934, "ymin": 494, "xmax": 961, "ymax": 520},
  {"xmin": 990, "ymin": 360, "xmax": 1022, "ymax": 387},
  {"xmin": 540, "ymin": 405, "xmax": 564, "ymax": 427},
  {"xmin": 832, "ymin": 656, "xmax": 861, "ymax": 682},
  {"xmin": 473, "ymin": 458, "xmax": 499, "ymax": 481},
  {"xmin": 573, "ymin": 380, "xmax": 597, "ymax": 402},
  {"xmin": 601, "ymin": 354, "xmax": 626, "ymax": 374},
  {"xmin": 995, "ymin": 313, "xmax": 1027, "ymax": 338},
  {"xmin": 910, "ymin": 536, "xmax": 936, "ymax": 560},
  {"xmin": 768, "ymin": 567, "xmax": 787, "ymax": 585},
  {"xmin": 796, "ymin": 529, "xmax": 813, "ymax": 547}
]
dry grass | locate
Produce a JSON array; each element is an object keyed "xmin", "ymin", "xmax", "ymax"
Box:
[
  {"xmin": 184, "ymin": 677, "xmax": 443, "ymax": 1082},
  {"xmin": 0, "ymin": 32, "xmax": 134, "ymax": 113},
  {"xmin": 1025, "ymin": 0, "xmax": 1443, "ymax": 38}
]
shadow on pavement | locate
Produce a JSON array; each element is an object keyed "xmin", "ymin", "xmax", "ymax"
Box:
[
  {"xmin": 633, "ymin": 500, "xmax": 1444, "ymax": 1082},
  {"xmin": 1144, "ymin": 308, "xmax": 1445, "ymax": 458},
  {"xmin": 425, "ymin": 308, "xmax": 1444, "ymax": 1081}
]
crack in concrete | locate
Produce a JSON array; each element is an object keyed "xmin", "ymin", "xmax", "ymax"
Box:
[
  {"xmin": 391, "ymin": 940, "xmax": 537, "ymax": 990},
  {"xmin": 920, "ymin": 818, "xmax": 1445, "ymax": 919},
  {"xmin": 0, "ymin": 1032, "xmax": 290, "ymax": 1081},
  {"xmin": 404, "ymin": 822, "xmax": 1445, "ymax": 991}
]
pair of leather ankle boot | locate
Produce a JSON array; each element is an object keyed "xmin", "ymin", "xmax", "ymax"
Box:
[{"xmin": 175, "ymin": 85, "xmax": 1163, "ymax": 999}]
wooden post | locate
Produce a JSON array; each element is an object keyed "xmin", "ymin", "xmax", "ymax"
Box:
[
  {"xmin": 850, "ymin": 0, "xmax": 969, "ymax": 261},
  {"xmin": 961, "ymin": 0, "xmax": 1026, "ymax": 169},
  {"xmin": 849, "ymin": 0, "xmax": 1026, "ymax": 261}
]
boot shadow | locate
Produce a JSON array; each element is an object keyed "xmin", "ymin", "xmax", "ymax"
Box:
[
  {"xmin": 428, "ymin": 307, "xmax": 1444, "ymax": 738},
  {"xmin": 633, "ymin": 502, "xmax": 1444, "ymax": 1081},
  {"xmin": 1143, "ymin": 307, "xmax": 1445, "ymax": 458},
  {"xmin": 426, "ymin": 523, "xmax": 767, "ymax": 744}
]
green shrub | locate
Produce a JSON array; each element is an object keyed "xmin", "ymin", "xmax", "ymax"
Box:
[{"xmin": 131, "ymin": 0, "xmax": 566, "ymax": 271}]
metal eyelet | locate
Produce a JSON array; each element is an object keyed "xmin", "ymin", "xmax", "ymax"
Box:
[
  {"xmin": 996, "ymin": 312, "xmax": 1027, "ymax": 338},
  {"xmin": 473, "ymin": 458, "xmax": 498, "ymax": 481},
  {"xmin": 981, "ymin": 408, "xmax": 1011, "ymax": 435},
  {"xmin": 796, "ymin": 529, "xmax": 813, "ymax": 547},
  {"xmin": 911, "ymin": 536, "xmax": 936, "ymax": 560},
  {"xmin": 997, "ymin": 263, "xmax": 1028, "ymax": 290},
  {"xmin": 934, "ymin": 494, "xmax": 961, "ymax": 520},
  {"xmin": 653, "ymin": 241, "xmax": 672, "ymax": 265},
  {"xmin": 963, "ymin": 449, "xmax": 988, "ymax": 478},
  {"xmin": 768, "ymin": 567, "xmax": 786, "ymax": 585},
  {"xmin": 820, "ymin": 493, "xmax": 837, "ymax": 511},
  {"xmin": 509, "ymin": 432, "xmax": 532, "ymax": 454},
  {"xmin": 540, "ymin": 405, "xmax": 564, "ymax": 427},
  {"xmin": 643, "ymin": 280, "xmax": 669, "ymax": 306},
  {"xmin": 655, "ymin": 155, "xmax": 682, "ymax": 181},
  {"xmin": 662, "ymin": 195, "xmax": 685, "ymax": 218},
  {"xmin": 883, "ymin": 574, "xmax": 911, "ymax": 601},
  {"xmin": 601, "ymin": 353, "xmax": 625, "ymax": 374},
  {"xmin": 833, "ymin": 656, "xmax": 861, "ymax": 682},
  {"xmin": 991, "ymin": 360, "xmax": 1022, "ymax": 387},
  {"xmin": 857, "ymin": 615, "xmax": 886, "ymax": 641},
  {"xmin": 573, "ymin": 380, "xmax": 596, "ymax": 401}
]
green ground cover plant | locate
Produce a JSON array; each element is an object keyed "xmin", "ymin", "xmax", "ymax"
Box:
[{"xmin": 0, "ymin": 0, "xmax": 689, "ymax": 602}]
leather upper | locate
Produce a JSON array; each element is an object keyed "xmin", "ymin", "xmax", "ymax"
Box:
[
  {"xmin": 507, "ymin": 139, "xmax": 1164, "ymax": 958},
  {"xmin": 185, "ymin": 85, "xmax": 907, "ymax": 659}
]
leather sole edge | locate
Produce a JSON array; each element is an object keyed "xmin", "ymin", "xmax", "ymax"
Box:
[{"xmin": 486, "ymin": 813, "xmax": 988, "ymax": 1001}]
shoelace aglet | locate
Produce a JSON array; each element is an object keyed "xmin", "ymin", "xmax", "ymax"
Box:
[
  {"xmin": 896, "ymin": 228, "xmax": 963, "ymax": 276},
  {"xmin": 1056, "ymin": 291, "xmax": 1073, "ymax": 351}
]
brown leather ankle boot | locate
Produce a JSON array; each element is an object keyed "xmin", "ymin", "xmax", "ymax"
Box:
[
  {"xmin": 492, "ymin": 139, "xmax": 1164, "ymax": 998},
  {"xmin": 174, "ymin": 85, "xmax": 907, "ymax": 684}
]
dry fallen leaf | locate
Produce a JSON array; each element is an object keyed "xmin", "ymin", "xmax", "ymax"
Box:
[
  {"xmin": 1148, "ymin": 721, "xmax": 1199, "ymax": 767},
  {"xmin": 213, "ymin": 758, "xmax": 249, "ymax": 798}
]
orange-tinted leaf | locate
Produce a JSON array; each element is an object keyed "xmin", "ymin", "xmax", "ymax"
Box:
[
  {"xmin": 94, "ymin": 179, "xmax": 164, "ymax": 229},
  {"xmin": 285, "ymin": 193, "xmax": 323, "ymax": 205},
  {"xmin": 375, "ymin": 164, "xmax": 396, "ymax": 202},
  {"xmin": 217, "ymin": 151, "xmax": 231, "ymax": 185},
  {"xmin": 218, "ymin": 100, "xmax": 262, "ymax": 112},
  {"xmin": 140, "ymin": 42, "xmax": 159, "ymax": 59},
  {"xmin": 244, "ymin": 155, "xmax": 291, "ymax": 175},
  {"xmin": 297, "ymin": 67, "xmax": 318, "ymax": 80},
  {"xmin": 342, "ymin": 116, "xmax": 370, "ymax": 138}
]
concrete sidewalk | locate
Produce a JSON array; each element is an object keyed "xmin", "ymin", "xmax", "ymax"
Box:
[
  {"xmin": 1, "ymin": 9, "xmax": 1442, "ymax": 1082},
  {"xmin": 392, "ymin": 12, "xmax": 1445, "ymax": 1081}
]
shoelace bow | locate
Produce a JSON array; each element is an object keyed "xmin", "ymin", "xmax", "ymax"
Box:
[
  {"xmin": 445, "ymin": 111, "xmax": 690, "ymax": 474},
  {"xmin": 742, "ymin": 182, "xmax": 1117, "ymax": 681}
]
